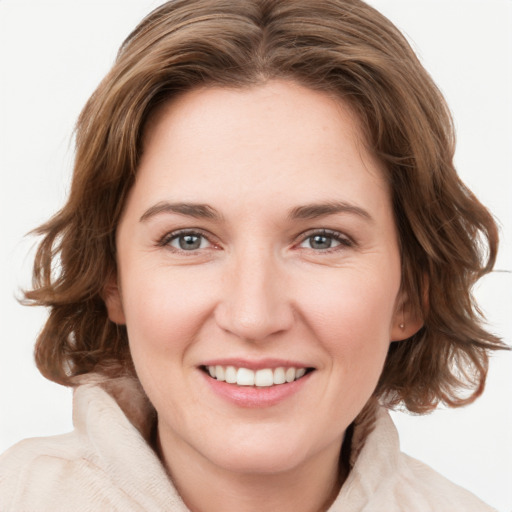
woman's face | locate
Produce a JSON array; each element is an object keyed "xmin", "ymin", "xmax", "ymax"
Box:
[{"xmin": 106, "ymin": 80, "xmax": 414, "ymax": 476}]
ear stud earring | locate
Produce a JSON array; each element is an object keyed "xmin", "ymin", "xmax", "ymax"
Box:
[{"xmin": 399, "ymin": 323, "xmax": 405, "ymax": 329}]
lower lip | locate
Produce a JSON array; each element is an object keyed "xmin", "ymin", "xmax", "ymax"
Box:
[{"xmin": 201, "ymin": 371, "xmax": 312, "ymax": 408}]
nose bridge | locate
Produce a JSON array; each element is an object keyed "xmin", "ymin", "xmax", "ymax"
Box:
[{"xmin": 216, "ymin": 243, "xmax": 293, "ymax": 341}]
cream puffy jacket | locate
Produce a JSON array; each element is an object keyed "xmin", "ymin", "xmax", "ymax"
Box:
[{"xmin": 0, "ymin": 374, "xmax": 496, "ymax": 512}]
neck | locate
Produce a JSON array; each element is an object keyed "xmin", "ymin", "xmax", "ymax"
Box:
[{"xmin": 156, "ymin": 427, "xmax": 349, "ymax": 512}]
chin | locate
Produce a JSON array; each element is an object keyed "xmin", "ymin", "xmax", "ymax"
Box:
[
  {"xmin": 209, "ymin": 445, "xmax": 308, "ymax": 475},
  {"xmin": 198, "ymin": 427, "xmax": 336, "ymax": 476}
]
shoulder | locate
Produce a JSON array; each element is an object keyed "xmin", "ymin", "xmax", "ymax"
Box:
[
  {"xmin": 0, "ymin": 430, "xmax": 86, "ymax": 480},
  {"xmin": 0, "ymin": 375, "xmax": 146, "ymax": 511},
  {"xmin": 0, "ymin": 376, "xmax": 181, "ymax": 511},
  {"xmin": 335, "ymin": 407, "xmax": 497, "ymax": 512},
  {"xmin": 394, "ymin": 451, "xmax": 497, "ymax": 512},
  {"xmin": 0, "ymin": 432, "xmax": 119, "ymax": 511}
]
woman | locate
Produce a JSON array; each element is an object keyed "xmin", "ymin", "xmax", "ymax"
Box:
[{"xmin": 0, "ymin": 0, "xmax": 507, "ymax": 510}]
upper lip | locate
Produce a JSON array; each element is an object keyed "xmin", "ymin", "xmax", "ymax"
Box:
[{"xmin": 199, "ymin": 358, "xmax": 314, "ymax": 371}]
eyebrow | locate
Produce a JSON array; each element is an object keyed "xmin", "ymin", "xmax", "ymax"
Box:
[
  {"xmin": 139, "ymin": 200, "xmax": 372, "ymax": 223},
  {"xmin": 139, "ymin": 201, "xmax": 223, "ymax": 222},
  {"xmin": 287, "ymin": 201, "xmax": 373, "ymax": 222}
]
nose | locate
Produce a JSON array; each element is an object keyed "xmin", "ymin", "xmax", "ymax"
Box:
[{"xmin": 214, "ymin": 247, "xmax": 294, "ymax": 342}]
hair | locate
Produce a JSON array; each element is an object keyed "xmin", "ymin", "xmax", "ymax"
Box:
[{"xmin": 25, "ymin": 0, "xmax": 506, "ymax": 413}]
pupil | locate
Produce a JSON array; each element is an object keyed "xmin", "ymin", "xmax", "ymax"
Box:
[
  {"xmin": 179, "ymin": 235, "xmax": 201, "ymax": 250},
  {"xmin": 311, "ymin": 235, "xmax": 331, "ymax": 249}
]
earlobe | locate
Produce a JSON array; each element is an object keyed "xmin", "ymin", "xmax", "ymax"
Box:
[
  {"xmin": 103, "ymin": 276, "xmax": 126, "ymax": 325},
  {"xmin": 390, "ymin": 293, "xmax": 424, "ymax": 342}
]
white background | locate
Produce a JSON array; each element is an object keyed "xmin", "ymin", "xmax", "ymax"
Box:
[{"xmin": 0, "ymin": 1, "xmax": 511, "ymax": 510}]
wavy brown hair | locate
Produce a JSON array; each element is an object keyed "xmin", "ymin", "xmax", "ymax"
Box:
[{"xmin": 25, "ymin": 0, "xmax": 506, "ymax": 413}]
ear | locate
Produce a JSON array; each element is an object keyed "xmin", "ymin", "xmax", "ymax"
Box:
[
  {"xmin": 390, "ymin": 289, "xmax": 424, "ymax": 342},
  {"xmin": 103, "ymin": 274, "xmax": 126, "ymax": 325}
]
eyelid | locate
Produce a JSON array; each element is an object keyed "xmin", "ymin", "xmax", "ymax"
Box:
[
  {"xmin": 294, "ymin": 228, "xmax": 355, "ymax": 250},
  {"xmin": 156, "ymin": 227, "xmax": 354, "ymax": 254},
  {"xmin": 158, "ymin": 228, "xmax": 219, "ymax": 251}
]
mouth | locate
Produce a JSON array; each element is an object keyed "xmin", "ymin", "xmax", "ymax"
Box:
[{"xmin": 201, "ymin": 365, "xmax": 314, "ymax": 387}]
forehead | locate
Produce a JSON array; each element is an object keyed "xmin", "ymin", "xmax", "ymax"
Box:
[
  {"xmin": 133, "ymin": 80, "xmax": 389, "ymax": 218},
  {"xmin": 144, "ymin": 80, "xmax": 370, "ymax": 162}
]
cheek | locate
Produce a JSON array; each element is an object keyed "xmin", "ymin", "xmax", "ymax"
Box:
[
  {"xmin": 298, "ymin": 265, "xmax": 399, "ymax": 366},
  {"xmin": 302, "ymin": 270, "xmax": 398, "ymax": 417},
  {"xmin": 120, "ymin": 265, "xmax": 218, "ymax": 355}
]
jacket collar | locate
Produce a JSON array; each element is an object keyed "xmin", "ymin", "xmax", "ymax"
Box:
[{"xmin": 72, "ymin": 372, "xmax": 397, "ymax": 512}]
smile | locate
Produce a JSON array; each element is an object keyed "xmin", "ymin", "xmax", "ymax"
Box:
[{"xmin": 203, "ymin": 365, "xmax": 311, "ymax": 387}]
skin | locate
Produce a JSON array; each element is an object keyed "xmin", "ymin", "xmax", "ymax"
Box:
[{"xmin": 105, "ymin": 80, "xmax": 421, "ymax": 512}]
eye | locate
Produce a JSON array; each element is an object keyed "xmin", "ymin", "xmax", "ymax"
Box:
[
  {"xmin": 298, "ymin": 230, "xmax": 353, "ymax": 251},
  {"xmin": 161, "ymin": 230, "xmax": 213, "ymax": 252}
]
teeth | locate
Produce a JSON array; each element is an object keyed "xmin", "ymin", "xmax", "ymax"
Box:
[
  {"xmin": 285, "ymin": 367, "xmax": 296, "ymax": 383},
  {"xmin": 255, "ymin": 369, "xmax": 273, "ymax": 387},
  {"xmin": 237, "ymin": 367, "xmax": 255, "ymax": 386},
  {"xmin": 225, "ymin": 366, "xmax": 237, "ymax": 383},
  {"xmin": 273, "ymin": 367, "xmax": 286, "ymax": 385},
  {"xmin": 215, "ymin": 365, "xmax": 225, "ymax": 382},
  {"xmin": 205, "ymin": 365, "xmax": 309, "ymax": 387}
]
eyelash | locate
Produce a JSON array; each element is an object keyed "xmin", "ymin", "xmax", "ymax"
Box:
[
  {"xmin": 157, "ymin": 228, "xmax": 355, "ymax": 254},
  {"xmin": 296, "ymin": 229, "xmax": 355, "ymax": 252},
  {"xmin": 158, "ymin": 229, "xmax": 217, "ymax": 253}
]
